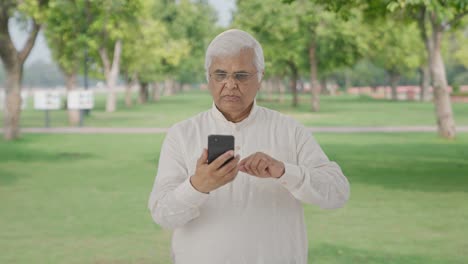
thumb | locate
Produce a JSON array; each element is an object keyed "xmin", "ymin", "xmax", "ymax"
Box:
[{"xmin": 197, "ymin": 148, "xmax": 208, "ymax": 166}]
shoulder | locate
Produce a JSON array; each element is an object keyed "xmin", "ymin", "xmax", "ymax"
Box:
[{"xmin": 167, "ymin": 110, "xmax": 211, "ymax": 135}]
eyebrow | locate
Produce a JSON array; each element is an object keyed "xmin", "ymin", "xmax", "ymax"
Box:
[{"xmin": 213, "ymin": 69, "xmax": 250, "ymax": 74}]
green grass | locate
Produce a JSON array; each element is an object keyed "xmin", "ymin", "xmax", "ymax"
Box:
[
  {"xmin": 1, "ymin": 133, "xmax": 467, "ymax": 263},
  {"xmin": 6, "ymin": 89, "xmax": 468, "ymax": 128}
]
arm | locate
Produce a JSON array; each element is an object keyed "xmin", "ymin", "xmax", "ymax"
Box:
[
  {"xmin": 147, "ymin": 128, "xmax": 209, "ymax": 229},
  {"xmin": 277, "ymin": 125, "xmax": 350, "ymax": 209}
]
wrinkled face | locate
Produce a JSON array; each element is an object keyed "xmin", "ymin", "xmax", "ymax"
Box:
[{"xmin": 208, "ymin": 48, "xmax": 261, "ymax": 118}]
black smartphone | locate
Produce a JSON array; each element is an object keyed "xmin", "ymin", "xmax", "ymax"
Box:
[{"xmin": 207, "ymin": 135, "xmax": 235, "ymax": 165}]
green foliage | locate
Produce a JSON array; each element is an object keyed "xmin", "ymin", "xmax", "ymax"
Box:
[
  {"xmin": 234, "ymin": 0, "xmax": 367, "ymax": 79},
  {"xmin": 366, "ymin": 19, "xmax": 423, "ymax": 77},
  {"xmin": 120, "ymin": 0, "xmax": 188, "ymax": 83},
  {"xmin": 154, "ymin": 0, "xmax": 219, "ymax": 84},
  {"xmin": 44, "ymin": 0, "xmax": 87, "ymax": 75},
  {"xmin": 85, "ymin": 0, "xmax": 142, "ymax": 71},
  {"xmin": 17, "ymin": 0, "xmax": 50, "ymax": 23}
]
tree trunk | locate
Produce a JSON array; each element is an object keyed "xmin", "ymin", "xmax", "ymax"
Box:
[
  {"xmin": 99, "ymin": 40, "xmax": 122, "ymax": 113},
  {"xmin": 430, "ymin": 26, "xmax": 456, "ymax": 139},
  {"xmin": 124, "ymin": 73, "xmax": 136, "ymax": 108},
  {"xmin": 64, "ymin": 72, "xmax": 80, "ymax": 126},
  {"xmin": 278, "ymin": 78, "xmax": 286, "ymax": 103},
  {"xmin": 0, "ymin": 15, "xmax": 40, "ymax": 140},
  {"xmin": 288, "ymin": 62, "xmax": 298, "ymax": 107},
  {"xmin": 139, "ymin": 82, "xmax": 149, "ymax": 104},
  {"xmin": 309, "ymin": 41, "xmax": 320, "ymax": 112},
  {"xmin": 417, "ymin": 7, "xmax": 433, "ymax": 103},
  {"xmin": 164, "ymin": 79, "xmax": 174, "ymax": 96},
  {"xmin": 419, "ymin": 64, "xmax": 431, "ymax": 101},
  {"xmin": 3, "ymin": 65, "xmax": 22, "ymax": 140},
  {"xmin": 152, "ymin": 82, "xmax": 160, "ymax": 102},
  {"xmin": 389, "ymin": 71, "xmax": 400, "ymax": 101},
  {"xmin": 344, "ymin": 69, "xmax": 351, "ymax": 92},
  {"xmin": 320, "ymin": 78, "xmax": 327, "ymax": 95},
  {"xmin": 124, "ymin": 81, "xmax": 133, "ymax": 108}
]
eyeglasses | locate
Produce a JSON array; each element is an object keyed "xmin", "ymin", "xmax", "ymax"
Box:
[{"xmin": 210, "ymin": 71, "xmax": 258, "ymax": 83}]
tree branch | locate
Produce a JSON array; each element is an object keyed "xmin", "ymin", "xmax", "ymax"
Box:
[
  {"xmin": 99, "ymin": 47, "xmax": 111, "ymax": 79},
  {"xmin": 0, "ymin": 4, "xmax": 18, "ymax": 68},
  {"xmin": 442, "ymin": 9, "xmax": 468, "ymax": 31},
  {"xmin": 18, "ymin": 20, "xmax": 41, "ymax": 63},
  {"xmin": 111, "ymin": 39, "xmax": 122, "ymax": 74}
]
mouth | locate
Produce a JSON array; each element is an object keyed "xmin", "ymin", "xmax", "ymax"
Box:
[{"xmin": 221, "ymin": 95, "xmax": 241, "ymax": 102}]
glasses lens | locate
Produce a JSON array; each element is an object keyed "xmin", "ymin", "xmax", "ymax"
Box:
[
  {"xmin": 214, "ymin": 73, "xmax": 227, "ymax": 82},
  {"xmin": 235, "ymin": 73, "xmax": 251, "ymax": 82}
]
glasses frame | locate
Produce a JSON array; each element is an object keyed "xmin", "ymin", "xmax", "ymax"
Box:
[{"xmin": 209, "ymin": 70, "xmax": 259, "ymax": 83}]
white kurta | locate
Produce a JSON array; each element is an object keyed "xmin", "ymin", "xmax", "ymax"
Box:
[{"xmin": 148, "ymin": 102, "xmax": 350, "ymax": 264}]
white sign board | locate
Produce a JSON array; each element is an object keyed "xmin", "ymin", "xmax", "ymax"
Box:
[
  {"xmin": 21, "ymin": 91, "xmax": 27, "ymax": 109},
  {"xmin": 0, "ymin": 90, "xmax": 28, "ymax": 110},
  {"xmin": 67, "ymin": 90, "xmax": 94, "ymax": 110},
  {"xmin": 34, "ymin": 90, "xmax": 62, "ymax": 110}
]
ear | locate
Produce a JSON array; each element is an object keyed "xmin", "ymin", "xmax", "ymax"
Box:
[{"xmin": 257, "ymin": 71, "xmax": 265, "ymax": 91}]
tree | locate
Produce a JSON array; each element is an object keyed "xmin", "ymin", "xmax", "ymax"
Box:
[
  {"xmin": 85, "ymin": 0, "xmax": 141, "ymax": 112},
  {"xmin": 120, "ymin": 0, "xmax": 190, "ymax": 105},
  {"xmin": 235, "ymin": 0, "xmax": 367, "ymax": 110},
  {"xmin": 165, "ymin": 0, "xmax": 219, "ymax": 86},
  {"xmin": 385, "ymin": 0, "xmax": 468, "ymax": 139},
  {"xmin": 0, "ymin": 0, "xmax": 49, "ymax": 140},
  {"xmin": 367, "ymin": 19, "xmax": 422, "ymax": 100},
  {"xmin": 44, "ymin": 0, "xmax": 87, "ymax": 125},
  {"xmin": 234, "ymin": 0, "xmax": 308, "ymax": 107}
]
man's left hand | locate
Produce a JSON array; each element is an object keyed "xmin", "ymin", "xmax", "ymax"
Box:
[{"xmin": 238, "ymin": 152, "xmax": 285, "ymax": 178}]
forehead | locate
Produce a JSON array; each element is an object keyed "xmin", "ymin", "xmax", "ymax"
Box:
[{"xmin": 210, "ymin": 48, "xmax": 256, "ymax": 72}]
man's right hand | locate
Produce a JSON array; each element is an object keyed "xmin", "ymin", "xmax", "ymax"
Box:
[{"xmin": 190, "ymin": 149, "xmax": 240, "ymax": 194}]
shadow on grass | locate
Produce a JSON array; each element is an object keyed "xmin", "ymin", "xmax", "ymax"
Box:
[
  {"xmin": 0, "ymin": 136, "xmax": 95, "ymax": 164},
  {"xmin": 0, "ymin": 141, "xmax": 95, "ymax": 185},
  {"xmin": 310, "ymin": 243, "xmax": 461, "ymax": 264}
]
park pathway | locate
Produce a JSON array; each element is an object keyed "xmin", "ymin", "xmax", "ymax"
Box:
[{"xmin": 8, "ymin": 126, "xmax": 468, "ymax": 134}]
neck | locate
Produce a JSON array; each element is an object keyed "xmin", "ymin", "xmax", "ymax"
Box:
[{"xmin": 219, "ymin": 102, "xmax": 254, "ymax": 123}]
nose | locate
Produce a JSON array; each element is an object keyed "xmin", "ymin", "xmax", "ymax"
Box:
[{"xmin": 223, "ymin": 74, "xmax": 238, "ymax": 89}]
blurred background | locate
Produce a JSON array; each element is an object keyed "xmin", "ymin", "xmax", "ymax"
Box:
[{"xmin": 1, "ymin": 0, "xmax": 467, "ymax": 263}]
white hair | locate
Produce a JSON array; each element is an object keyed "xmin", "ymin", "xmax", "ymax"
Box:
[{"xmin": 205, "ymin": 29, "xmax": 264, "ymax": 82}]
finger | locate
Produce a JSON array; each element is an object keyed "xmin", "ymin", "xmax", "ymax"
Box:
[
  {"xmin": 239, "ymin": 153, "xmax": 255, "ymax": 166},
  {"xmin": 223, "ymin": 163, "xmax": 239, "ymax": 182},
  {"xmin": 238, "ymin": 155, "xmax": 250, "ymax": 173},
  {"xmin": 210, "ymin": 150, "xmax": 235, "ymax": 169},
  {"xmin": 238, "ymin": 164, "xmax": 247, "ymax": 172},
  {"xmin": 218, "ymin": 155, "xmax": 240, "ymax": 176},
  {"xmin": 258, "ymin": 159, "xmax": 269, "ymax": 177},
  {"xmin": 244, "ymin": 159, "xmax": 255, "ymax": 175},
  {"xmin": 249, "ymin": 154, "xmax": 263, "ymax": 176},
  {"xmin": 197, "ymin": 148, "xmax": 208, "ymax": 166}
]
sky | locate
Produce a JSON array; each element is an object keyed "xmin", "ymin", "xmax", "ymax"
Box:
[{"xmin": 9, "ymin": 0, "xmax": 236, "ymax": 66}]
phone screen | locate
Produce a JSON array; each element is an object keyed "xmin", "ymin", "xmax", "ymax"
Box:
[{"xmin": 207, "ymin": 135, "xmax": 235, "ymax": 165}]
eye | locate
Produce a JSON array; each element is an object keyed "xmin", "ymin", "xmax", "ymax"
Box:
[
  {"xmin": 235, "ymin": 73, "xmax": 250, "ymax": 82},
  {"xmin": 214, "ymin": 72, "xmax": 227, "ymax": 81}
]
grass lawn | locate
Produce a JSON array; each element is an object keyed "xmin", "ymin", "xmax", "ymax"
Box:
[
  {"xmin": 6, "ymin": 89, "xmax": 468, "ymax": 128},
  {"xmin": 1, "ymin": 133, "xmax": 467, "ymax": 263}
]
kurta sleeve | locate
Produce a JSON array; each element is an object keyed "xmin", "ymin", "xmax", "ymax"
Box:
[
  {"xmin": 148, "ymin": 127, "xmax": 209, "ymax": 229},
  {"xmin": 276, "ymin": 124, "xmax": 350, "ymax": 209}
]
